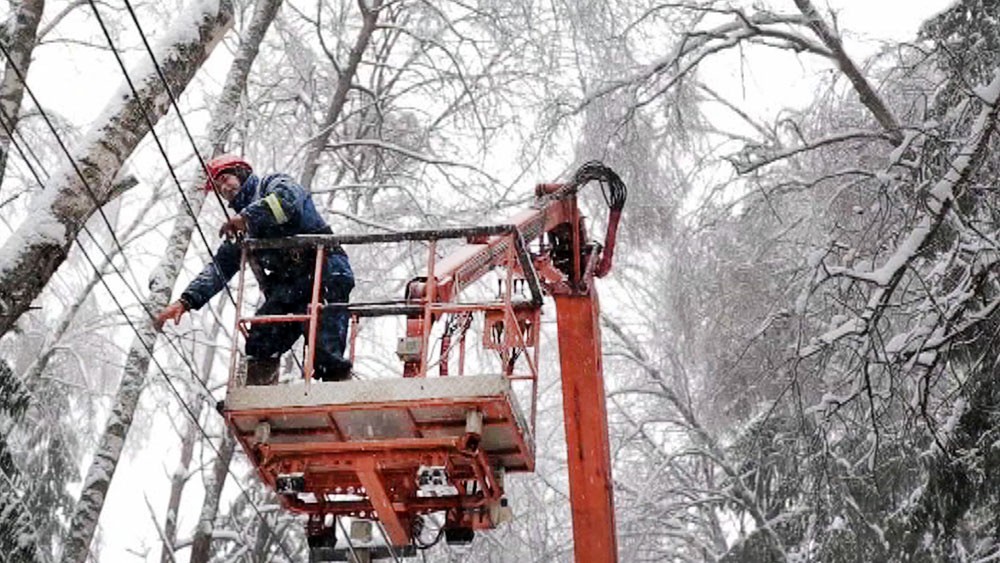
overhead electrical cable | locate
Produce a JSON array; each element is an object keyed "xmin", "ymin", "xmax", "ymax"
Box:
[
  {"xmin": 93, "ymin": 0, "xmax": 309, "ymax": 379},
  {"xmin": 80, "ymin": 4, "xmax": 299, "ymax": 556},
  {"xmin": 0, "ymin": 43, "xmax": 221, "ymax": 402},
  {"xmin": 120, "ymin": 0, "xmax": 236, "ymax": 220},
  {"xmin": 66, "ymin": 237, "xmax": 299, "ymax": 562}
]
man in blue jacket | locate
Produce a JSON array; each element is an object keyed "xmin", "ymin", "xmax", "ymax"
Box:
[{"xmin": 155, "ymin": 155, "xmax": 355, "ymax": 385}]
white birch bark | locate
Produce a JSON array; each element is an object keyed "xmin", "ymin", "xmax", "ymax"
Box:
[
  {"xmin": 0, "ymin": 0, "xmax": 234, "ymax": 340},
  {"xmin": 56, "ymin": 2, "xmax": 237, "ymax": 560},
  {"xmin": 0, "ymin": 0, "xmax": 44, "ymax": 187},
  {"xmin": 155, "ymin": 1, "xmax": 284, "ymax": 559}
]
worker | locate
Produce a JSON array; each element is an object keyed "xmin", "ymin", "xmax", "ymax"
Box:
[{"xmin": 154, "ymin": 155, "xmax": 355, "ymax": 385}]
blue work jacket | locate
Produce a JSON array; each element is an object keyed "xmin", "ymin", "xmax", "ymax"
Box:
[{"xmin": 180, "ymin": 173, "xmax": 345, "ymax": 310}]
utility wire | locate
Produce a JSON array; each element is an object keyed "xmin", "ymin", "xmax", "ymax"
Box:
[
  {"xmin": 0, "ymin": 46, "xmax": 218, "ymax": 405},
  {"xmin": 120, "ymin": 0, "xmax": 234, "ymax": 220},
  {"xmin": 96, "ymin": 0, "xmax": 313, "ymax": 383},
  {"xmin": 0, "ymin": 115, "xmax": 211, "ymax": 416},
  {"xmin": 81, "ymin": 5, "xmax": 300, "ymax": 553},
  {"xmin": 87, "ymin": 0, "xmax": 308, "ymax": 382},
  {"xmin": 71, "ymin": 231, "xmax": 297, "ymax": 563},
  {"xmin": 0, "ymin": 78, "xmax": 157, "ymax": 330},
  {"xmin": 0, "ymin": 112, "xmax": 200, "ymax": 382},
  {"xmin": 114, "ymin": 0, "xmax": 318, "ymax": 378},
  {"xmin": 84, "ymin": 4, "xmax": 298, "ymax": 557}
]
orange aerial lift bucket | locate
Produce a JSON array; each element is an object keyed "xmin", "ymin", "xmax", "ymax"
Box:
[{"xmin": 220, "ymin": 162, "xmax": 627, "ymax": 562}]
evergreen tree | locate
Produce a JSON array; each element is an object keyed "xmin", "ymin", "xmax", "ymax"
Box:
[{"xmin": 0, "ymin": 359, "xmax": 36, "ymax": 562}]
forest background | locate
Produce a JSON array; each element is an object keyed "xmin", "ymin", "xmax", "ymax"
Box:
[{"xmin": 3, "ymin": 0, "xmax": 996, "ymax": 561}]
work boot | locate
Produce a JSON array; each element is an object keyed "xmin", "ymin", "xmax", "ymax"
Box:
[
  {"xmin": 315, "ymin": 356, "xmax": 353, "ymax": 382},
  {"xmin": 246, "ymin": 357, "xmax": 280, "ymax": 386}
]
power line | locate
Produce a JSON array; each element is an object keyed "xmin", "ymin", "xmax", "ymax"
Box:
[
  {"xmin": 0, "ymin": 99, "xmax": 160, "ymax": 328},
  {"xmin": 82, "ymin": 0, "xmax": 313, "ymax": 402},
  {"xmin": 121, "ymin": 0, "xmax": 236, "ymax": 221},
  {"xmin": 69, "ymin": 228, "xmax": 299, "ymax": 563},
  {"xmin": 0, "ymin": 116, "xmax": 213, "ymax": 409},
  {"xmin": 81, "ymin": 3, "xmax": 300, "ymax": 556},
  {"xmin": 112, "ymin": 0, "xmax": 311, "ymax": 379},
  {"xmin": 0, "ymin": 46, "xmax": 219, "ymax": 401}
]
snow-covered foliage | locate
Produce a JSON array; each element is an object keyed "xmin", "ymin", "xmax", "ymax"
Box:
[{"xmin": 0, "ymin": 359, "xmax": 36, "ymax": 563}]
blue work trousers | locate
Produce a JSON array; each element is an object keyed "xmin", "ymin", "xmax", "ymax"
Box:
[{"xmin": 244, "ymin": 253, "xmax": 354, "ymax": 380}]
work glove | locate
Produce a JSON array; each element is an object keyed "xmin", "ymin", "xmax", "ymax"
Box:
[
  {"xmin": 154, "ymin": 300, "xmax": 188, "ymax": 331},
  {"xmin": 219, "ymin": 214, "xmax": 248, "ymax": 240}
]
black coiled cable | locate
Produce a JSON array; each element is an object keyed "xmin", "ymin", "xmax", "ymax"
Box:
[{"xmin": 572, "ymin": 160, "xmax": 628, "ymax": 211}]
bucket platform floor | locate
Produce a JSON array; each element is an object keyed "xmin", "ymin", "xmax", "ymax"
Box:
[{"xmin": 223, "ymin": 375, "xmax": 535, "ymax": 518}]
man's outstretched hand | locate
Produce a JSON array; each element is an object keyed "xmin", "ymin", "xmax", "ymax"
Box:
[
  {"xmin": 219, "ymin": 214, "xmax": 248, "ymax": 240},
  {"xmin": 154, "ymin": 300, "xmax": 188, "ymax": 331}
]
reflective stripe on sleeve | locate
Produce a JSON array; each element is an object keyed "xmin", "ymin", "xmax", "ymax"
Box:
[{"xmin": 262, "ymin": 193, "xmax": 288, "ymax": 224}]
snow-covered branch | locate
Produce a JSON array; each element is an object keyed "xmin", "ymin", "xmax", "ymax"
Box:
[
  {"xmin": 0, "ymin": 0, "xmax": 235, "ymax": 339},
  {"xmin": 800, "ymin": 71, "xmax": 1000, "ymax": 358}
]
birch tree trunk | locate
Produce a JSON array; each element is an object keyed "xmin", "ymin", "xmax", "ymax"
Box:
[
  {"xmin": 0, "ymin": 0, "xmax": 44, "ymax": 187},
  {"xmin": 0, "ymin": 0, "xmax": 234, "ymax": 340},
  {"xmin": 299, "ymin": 0, "xmax": 382, "ymax": 190},
  {"xmin": 56, "ymin": 2, "xmax": 238, "ymax": 560},
  {"xmin": 188, "ymin": 433, "xmax": 235, "ymax": 563},
  {"xmin": 158, "ymin": 299, "xmax": 225, "ymax": 563},
  {"xmin": 154, "ymin": 1, "xmax": 284, "ymax": 560}
]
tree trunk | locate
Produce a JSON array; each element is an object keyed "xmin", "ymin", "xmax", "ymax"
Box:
[
  {"xmin": 188, "ymin": 432, "xmax": 235, "ymax": 563},
  {"xmin": 154, "ymin": 1, "xmax": 285, "ymax": 560},
  {"xmin": 158, "ymin": 300, "xmax": 225, "ymax": 563},
  {"xmin": 0, "ymin": 0, "xmax": 234, "ymax": 340},
  {"xmin": 56, "ymin": 2, "xmax": 237, "ymax": 560},
  {"xmin": 299, "ymin": 0, "xmax": 382, "ymax": 190},
  {"xmin": 0, "ymin": 0, "xmax": 44, "ymax": 188}
]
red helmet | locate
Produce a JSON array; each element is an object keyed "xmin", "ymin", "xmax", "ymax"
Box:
[{"xmin": 203, "ymin": 154, "xmax": 252, "ymax": 192}]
